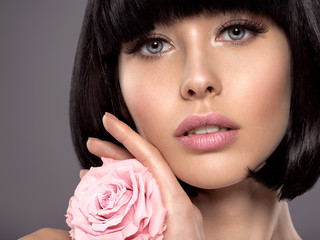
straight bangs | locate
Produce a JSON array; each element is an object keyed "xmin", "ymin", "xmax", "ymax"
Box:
[{"xmin": 92, "ymin": 0, "xmax": 291, "ymax": 55}]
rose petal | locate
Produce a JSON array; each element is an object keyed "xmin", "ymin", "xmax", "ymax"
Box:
[{"xmin": 66, "ymin": 158, "xmax": 167, "ymax": 240}]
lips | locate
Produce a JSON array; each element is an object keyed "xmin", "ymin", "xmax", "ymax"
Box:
[{"xmin": 174, "ymin": 112, "xmax": 239, "ymax": 151}]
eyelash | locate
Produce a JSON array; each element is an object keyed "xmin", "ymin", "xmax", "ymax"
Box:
[
  {"xmin": 123, "ymin": 18, "xmax": 269, "ymax": 60},
  {"xmin": 216, "ymin": 19, "xmax": 269, "ymax": 44},
  {"xmin": 123, "ymin": 34, "xmax": 172, "ymax": 60}
]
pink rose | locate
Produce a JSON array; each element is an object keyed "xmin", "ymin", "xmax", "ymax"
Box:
[{"xmin": 66, "ymin": 157, "xmax": 167, "ymax": 240}]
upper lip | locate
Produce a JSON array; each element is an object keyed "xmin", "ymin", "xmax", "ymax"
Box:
[{"xmin": 174, "ymin": 112, "xmax": 239, "ymax": 137}]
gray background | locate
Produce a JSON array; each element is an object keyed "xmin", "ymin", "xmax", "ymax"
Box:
[{"xmin": 0, "ymin": 1, "xmax": 319, "ymax": 239}]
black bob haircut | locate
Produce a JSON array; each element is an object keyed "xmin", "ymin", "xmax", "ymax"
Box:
[{"xmin": 70, "ymin": 0, "xmax": 320, "ymax": 200}]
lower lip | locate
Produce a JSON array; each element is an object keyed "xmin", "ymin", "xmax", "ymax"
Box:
[{"xmin": 176, "ymin": 130, "xmax": 239, "ymax": 151}]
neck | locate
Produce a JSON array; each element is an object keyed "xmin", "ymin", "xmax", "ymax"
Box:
[{"xmin": 190, "ymin": 178, "xmax": 301, "ymax": 240}]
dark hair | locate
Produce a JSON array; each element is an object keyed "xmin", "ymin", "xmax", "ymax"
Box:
[{"xmin": 69, "ymin": 0, "xmax": 320, "ymax": 200}]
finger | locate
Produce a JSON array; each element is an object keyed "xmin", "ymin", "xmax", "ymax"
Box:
[
  {"xmin": 79, "ymin": 169, "xmax": 89, "ymax": 180},
  {"xmin": 192, "ymin": 204, "xmax": 205, "ymax": 239},
  {"xmin": 102, "ymin": 113, "xmax": 181, "ymax": 191},
  {"xmin": 87, "ymin": 137, "xmax": 133, "ymax": 160}
]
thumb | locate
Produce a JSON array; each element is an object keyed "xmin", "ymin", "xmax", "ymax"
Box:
[{"xmin": 79, "ymin": 169, "xmax": 89, "ymax": 180}]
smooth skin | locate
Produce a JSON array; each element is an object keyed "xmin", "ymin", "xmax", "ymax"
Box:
[{"xmin": 21, "ymin": 13, "xmax": 301, "ymax": 240}]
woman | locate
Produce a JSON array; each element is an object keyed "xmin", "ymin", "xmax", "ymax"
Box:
[{"xmin": 22, "ymin": 0, "xmax": 320, "ymax": 239}]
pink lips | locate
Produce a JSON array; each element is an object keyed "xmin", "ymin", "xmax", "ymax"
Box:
[{"xmin": 174, "ymin": 112, "xmax": 239, "ymax": 151}]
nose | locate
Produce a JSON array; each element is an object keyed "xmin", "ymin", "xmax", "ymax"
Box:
[{"xmin": 180, "ymin": 49, "xmax": 222, "ymax": 100}]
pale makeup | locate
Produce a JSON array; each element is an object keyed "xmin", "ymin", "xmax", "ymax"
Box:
[{"xmin": 118, "ymin": 12, "xmax": 291, "ymax": 189}]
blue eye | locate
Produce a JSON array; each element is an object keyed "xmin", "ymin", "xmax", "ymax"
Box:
[
  {"xmin": 221, "ymin": 27, "xmax": 249, "ymax": 41},
  {"xmin": 216, "ymin": 19, "xmax": 269, "ymax": 44},
  {"xmin": 140, "ymin": 39, "xmax": 172, "ymax": 55},
  {"xmin": 228, "ymin": 27, "xmax": 247, "ymax": 40},
  {"xmin": 122, "ymin": 35, "xmax": 174, "ymax": 59},
  {"xmin": 142, "ymin": 40, "xmax": 163, "ymax": 54}
]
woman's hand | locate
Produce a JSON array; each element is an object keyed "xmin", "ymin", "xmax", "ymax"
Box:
[{"xmin": 86, "ymin": 113, "xmax": 205, "ymax": 240}]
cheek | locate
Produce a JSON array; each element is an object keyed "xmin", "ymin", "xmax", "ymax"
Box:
[
  {"xmin": 120, "ymin": 80, "xmax": 153, "ymax": 136},
  {"xmin": 245, "ymin": 39, "xmax": 290, "ymax": 126},
  {"xmin": 235, "ymin": 57, "xmax": 291, "ymax": 126},
  {"xmin": 119, "ymin": 60, "xmax": 174, "ymax": 139},
  {"xmin": 225, "ymin": 35, "xmax": 291, "ymax": 169}
]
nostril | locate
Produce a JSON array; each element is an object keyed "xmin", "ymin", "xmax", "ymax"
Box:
[
  {"xmin": 188, "ymin": 89, "xmax": 195, "ymax": 96},
  {"xmin": 207, "ymin": 86, "xmax": 213, "ymax": 93}
]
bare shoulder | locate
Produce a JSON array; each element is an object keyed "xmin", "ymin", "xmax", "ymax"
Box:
[{"xmin": 19, "ymin": 228, "xmax": 70, "ymax": 240}]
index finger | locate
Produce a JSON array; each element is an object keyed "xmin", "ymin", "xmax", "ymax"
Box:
[
  {"xmin": 87, "ymin": 137, "xmax": 133, "ymax": 160},
  {"xmin": 103, "ymin": 113, "xmax": 181, "ymax": 191}
]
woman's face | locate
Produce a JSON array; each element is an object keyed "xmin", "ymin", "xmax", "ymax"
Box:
[{"xmin": 118, "ymin": 12, "xmax": 291, "ymax": 189}]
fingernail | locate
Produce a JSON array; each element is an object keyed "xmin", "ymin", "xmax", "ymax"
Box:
[
  {"xmin": 87, "ymin": 137, "xmax": 94, "ymax": 145},
  {"xmin": 87, "ymin": 137, "xmax": 95, "ymax": 143},
  {"xmin": 79, "ymin": 169, "xmax": 88, "ymax": 179},
  {"xmin": 104, "ymin": 112, "xmax": 118, "ymax": 121}
]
